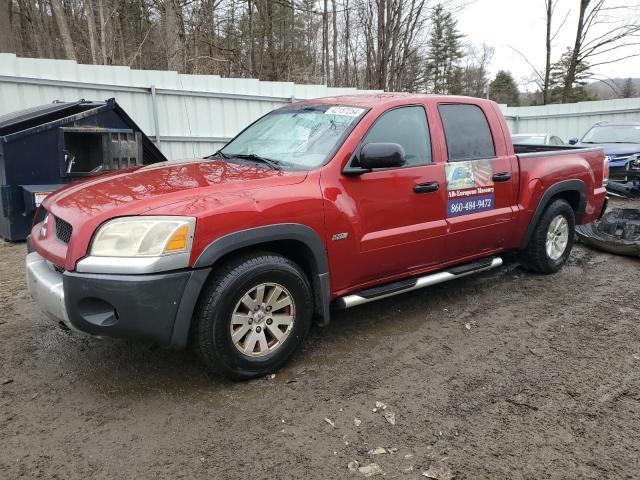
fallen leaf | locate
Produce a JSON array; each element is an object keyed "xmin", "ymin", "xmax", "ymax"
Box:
[
  {"xmin": 358, "ymin": 463, "xmax": 383, "ymax": 477},
  {"xmin": 368, "ymin": 447, "xmax": 386, "ymax": 455},
  {"xmin": 422, "ymin": 464, "xmax": 453, "ymax": 480},
  {"xmin": 383, "ymin": 411, "xmax": 396, "ymax": 425}
]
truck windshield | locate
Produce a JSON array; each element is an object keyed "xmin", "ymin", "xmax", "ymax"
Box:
[
  {"xmin": 218, "ymin": 104, "xmax": 366, "ymax": 169},
  {"xmin": 582, "ymin": 125, "xmax": 640, "ymax": 144}
]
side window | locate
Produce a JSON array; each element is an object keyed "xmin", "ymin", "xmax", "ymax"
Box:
[
  {"xmin": 551, "ymin": 136, "xmax": 563, "ymax": 145},
  {"xmin": 438, "ymin": 104, "xmax": 495, "ymax": 162},
  {"xmin": 362, "ymin": 106, "xmax": 432, "ymax": 166}
]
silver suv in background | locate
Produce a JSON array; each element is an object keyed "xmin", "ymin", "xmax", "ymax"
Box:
[{"xmin": 512, "ymin": 133, "xmax": 565, "ymax": 146}]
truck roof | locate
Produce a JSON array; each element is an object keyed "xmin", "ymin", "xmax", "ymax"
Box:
[{"xmin": 296, "ymin": 93, "xmax": 492, "ymax": 108}]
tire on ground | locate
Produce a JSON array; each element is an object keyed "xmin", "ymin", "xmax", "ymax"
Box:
[
  {"xmin": 193, "ymin": 251, "xmax": 313, "ymax": 380},
  {"xmin": 519, "ymin": 198, "xmax": 576, "ymax": 274}
]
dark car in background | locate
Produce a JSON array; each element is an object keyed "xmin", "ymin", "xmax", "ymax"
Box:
[{"xmin": 570, "ymin": 122, "xmax": 640, "ymax": 183}]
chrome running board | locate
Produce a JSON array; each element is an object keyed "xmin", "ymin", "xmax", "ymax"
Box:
[{"xmin": 335, "ymin": 256, "xmax": 503, "ymax": 309}]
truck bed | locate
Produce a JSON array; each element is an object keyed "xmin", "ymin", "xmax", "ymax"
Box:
[{"xmin": 513, "ymin": 143, "xmax": 603, "ymax": 156}]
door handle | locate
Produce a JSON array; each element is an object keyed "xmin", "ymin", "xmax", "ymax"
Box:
[
  {"xmin": 413, "ymin": 181, "xmax": 439, "ymax": 194},
  {"xmin": 492, "ymin": 172, "xmax": 511, "ymax": 182}
]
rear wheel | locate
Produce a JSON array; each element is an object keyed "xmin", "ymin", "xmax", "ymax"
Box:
[
  {"xmin": 520, "ymin": 199, "xmax": 575, "ymax": 274},
  {"xmin": 193, "ymin": 252, "xmax": 313, "ymax": 380}
]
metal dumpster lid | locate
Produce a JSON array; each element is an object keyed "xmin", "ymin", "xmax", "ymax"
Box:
[{"xmin": 0, "ymin": 101, "xmax": 86, "ymax": 133}]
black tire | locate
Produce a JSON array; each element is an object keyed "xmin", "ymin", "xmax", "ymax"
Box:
[
  {"xmin": 519, "ymin": 199, "xmax": 575, "ymax": 274},
  {"xmin": 193, "ymin": 252, "xmax": 313, "ymax": 380}
]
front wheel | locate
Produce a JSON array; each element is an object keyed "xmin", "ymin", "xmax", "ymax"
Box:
[
  {"xmin": 193, "ymin": 252, "xmax": 313, "ymax": 380},
  {"xmin": 519, "ymin": 199, "xmax": 575, "ymax": 274}
]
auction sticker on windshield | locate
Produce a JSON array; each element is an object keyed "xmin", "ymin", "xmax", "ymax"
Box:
[
  {"xmin": 445, "ymin": 160, "xmax": 495, "ymax": 217},
  {"xmin": 324, "ymin": 106, "xmax": 365, "ymax": 117}
]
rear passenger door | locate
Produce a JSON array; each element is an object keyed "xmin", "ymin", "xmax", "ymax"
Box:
[{"xmin": 438, "ymin": 103, "xmax": 518, "ymax": 261}]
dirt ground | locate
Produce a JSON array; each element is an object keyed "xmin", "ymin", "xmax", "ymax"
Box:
[{"xmin": 1, "ymin": 199, "xmax": 639, "ymax": 480}]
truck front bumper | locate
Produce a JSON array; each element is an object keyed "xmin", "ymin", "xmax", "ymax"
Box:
[
  {"xmin": 26, "ymin": 251, "xmax": 73, "ymax": 330},
  {"xmin": 25, "ymin": 251, "xmax": 210, "ymax": 348}
]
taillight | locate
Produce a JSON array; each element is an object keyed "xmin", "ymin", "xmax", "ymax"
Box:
[{"xmin": 602, "ymin": 155, "xmax": 610, "ymax": 187}]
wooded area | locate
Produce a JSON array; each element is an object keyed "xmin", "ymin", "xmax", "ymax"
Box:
[{"xmin": 0, "ymin": 0, "xmax": 638, "ymax": 103}]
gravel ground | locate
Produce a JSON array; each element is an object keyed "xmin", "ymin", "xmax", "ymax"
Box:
[{"xmin": 1, "ymin": 198, "xmax": 639, "ymax": 480}]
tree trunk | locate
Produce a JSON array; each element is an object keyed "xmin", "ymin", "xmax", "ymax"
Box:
[
  {"xmin": 265, "ymin": 0, "xmax": 276, "ymax": 80},
  {"xmin": 50, "ymin": 0, "xmax": 76, "ymax": 61},
  {"xmin": 98, "ymin": 0, "xmax": 108, "ymax": 64},
  {"xmin": 331, "ymin": 0, "xmax": 338, "ymax": 86},
  {"xmin": 543, "ymin": 0, "xmax": 552, "ymax": 104},
  {"xmin": 35, "ymin": 0, "xmax": 51, "ymax": 57},
  {"xmin": 562, "ymin": 0, "xmax": 589, "ymax": 103},
  {"xmin": 322, "ymin": 0, "xmax": 328, "ymax": 83},
  {"xmin": 165, "ymin": 0, "xmax": 186, "ymax": 72},
  {"xmin": 248, "ymin": 0, "xmax": 254, "ymax": 76},
  {"xmin": 0, "ymin": 0, "xmax": 13, "ymax": 53},
  {"xmin": 343, "ymin": 0, "xmax": 350, "ymax": 85},
  {"xmin": 376, "ymin": 0, "xmax": 386, "ymax": 89},
  {"xmin": 86, "ymin": 0, "xmax": 99, "ymax": 63}
]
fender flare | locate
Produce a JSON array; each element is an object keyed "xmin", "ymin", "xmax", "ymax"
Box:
[
  {"xmin": 520, "ymin": 179, "xmax": 587, "ymax": 249},
  {"xmin": 194, "ymin": 223, "xmax": 330, "ymax": 322}
]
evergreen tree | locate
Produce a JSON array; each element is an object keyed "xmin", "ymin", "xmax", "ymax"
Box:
[
  {"xmin": 549, "ymin": 48, "xmax": 592, "ymax": 103},
  {"xmin": 621, "ymin": 78, "xmax": 636, "ymax": 98},
  {"xmin": 425, "ymin": 4, "xmax": 464, "ymax": 94},
  {"xmin": 489, "ymin": 71, "xmax": 520, "ymax": 106}
]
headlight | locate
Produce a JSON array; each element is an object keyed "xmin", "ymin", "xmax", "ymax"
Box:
[{"xmin": 90, "ymin": 216, "xmax": 195, "ymax": 257}]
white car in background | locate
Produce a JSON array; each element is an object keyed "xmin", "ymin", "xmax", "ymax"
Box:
[{"xmin": 512, "ymin": 133, "xmax": 565, "ymax": 146}]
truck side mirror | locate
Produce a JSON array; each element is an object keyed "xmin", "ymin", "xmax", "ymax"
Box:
[
  {"xmin": 568, "ymin": 138, "xmax": 579, "ymax": 145},
  {"xmin": 359, "ymin": 143, "xmax": 406, "ymax": 170}
]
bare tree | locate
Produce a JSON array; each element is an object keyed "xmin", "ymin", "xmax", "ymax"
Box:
[
  {"xmin": 164, "ymin": 0, "xmax": 186, "ymax": 72},
  {"xmin": 544, "ymin": 0, "xmax": 554, "ymax": 103},
  {"xmin": 331, "ymin": 0, "xmax": 338, "ymax": 85},
  {"xmin": 98, "ymin": 0, "xmax": 109, "ymax": 64},
  {"xmin": 86, "ymin": 0, "xmax": 99, "ymax": 63},
  {"xmin": 0, "ymin": 0, "xmax": 13, "ymax": 53},
  {"xmin": 563, "ymin": 0, "xmax": 640, "ymax": 103},
  {"xmin": 50, "ymin": 0, "xmax": 77, "ymax": 60},
  {"xmin": 321, "ymin": 0, "xmax": 328, "ymax": 83}
]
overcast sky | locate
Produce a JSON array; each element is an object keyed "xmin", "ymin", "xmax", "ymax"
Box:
[{"xmin": 457, "ymin": 0, "xmax": 640, "ymax": 89}]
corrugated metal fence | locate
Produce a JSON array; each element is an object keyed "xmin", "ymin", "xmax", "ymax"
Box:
[
  {"xmin": 0, "ymin": 54, "xmax": 380, "ymax": 160},
  {"xmin": 1, "ymin": 54, "xmax": 639, "ymax": 157},
  {"xmin": 501, "ymin": 98, "xmax": 640, "ymax": 142}
]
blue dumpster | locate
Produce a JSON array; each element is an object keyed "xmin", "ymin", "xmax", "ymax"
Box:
[{"xmin": 0, "ymin": 98, "xmax": 166, "ymax": 241}]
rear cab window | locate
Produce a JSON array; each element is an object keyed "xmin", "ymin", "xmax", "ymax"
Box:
[
  {"xmin": 438, "ymin": 103, "xmax": 499, "ymax": 218},
  {"xmin": 438, "ymin": 104, "xmax": 495, "ymax": 162}
]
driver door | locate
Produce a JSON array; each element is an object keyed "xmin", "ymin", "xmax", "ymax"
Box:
[{"xmin": 324, "ymin": 105, "xmax": 448, "ymax": 287}]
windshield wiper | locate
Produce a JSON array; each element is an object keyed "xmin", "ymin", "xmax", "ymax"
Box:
[
  {"xmin": 209, "ymin": 149, "xmax": 230, "ymax": 160},
  {"xmin": 230, "ymin": 153, "xmax": 282, "ymax": 170}
]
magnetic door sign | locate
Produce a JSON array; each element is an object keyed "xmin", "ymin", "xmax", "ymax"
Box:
[{"xmin": 445, "ymin": 159, "xmax": 495, "ymax": 218}]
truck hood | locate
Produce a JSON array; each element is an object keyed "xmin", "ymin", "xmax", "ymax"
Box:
[
  {"xmin": 578, "ymin": 143, "xmax": 640, "ymax": 156},
  {"xmin": 45, "ymin": 159, "xmax": 307, "ymax": 222}
]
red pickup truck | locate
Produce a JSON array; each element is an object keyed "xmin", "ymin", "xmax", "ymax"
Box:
[{"xmin": 26, "ymin": 94, "xmax": 608, "ymax": 379}]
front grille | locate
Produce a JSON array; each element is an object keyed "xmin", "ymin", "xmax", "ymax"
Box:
[{"xmin": 55, "ymin": 216, "xmax": 73, "ymax": 244}]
